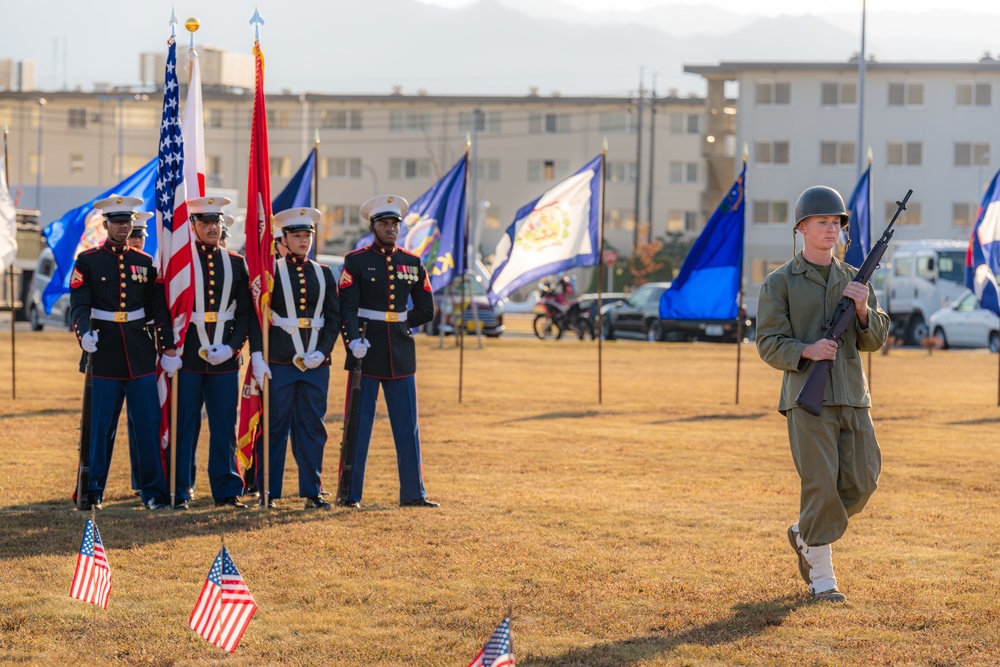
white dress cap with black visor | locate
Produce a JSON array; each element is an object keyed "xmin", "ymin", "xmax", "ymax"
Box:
[
  {"xmin": 361, "ymin": 194, "xmax": 409, "ymax": 223},
  {"xmin": 95, "ymin": 194, "xmax": 144, "ymax": 223},
  {"xmin": 188, "ymin": 196, "xmax": 233, "ymax": 223},
  {"xmin": 274, "ymin": 207, "xmax": 322, "ymax": 234}
]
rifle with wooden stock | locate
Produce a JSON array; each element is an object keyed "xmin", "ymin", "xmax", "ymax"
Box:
[
  {"xmin": 795, "ymin": 189, "xmax": 913, "ymax": 416},
  {"xmin": 335, "ymin": 322, "xmax": 366, "ymax": 506},
  {"xmin": 75, "ymin": 320, "xmax": 94, "ymax": 510}
]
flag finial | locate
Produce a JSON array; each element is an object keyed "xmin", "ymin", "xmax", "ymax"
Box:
[
  {"xmin": 185, "ymin": 16, "xmax": 200, "ymax": 49},
  {"xmin": 314, "ymin": 128, "xmax": 320, "ymax": 147},
  {"xmin": 250, "ymin": 7, "xmax": 264, "ymax": 40},
  {"xmin": 742, "ymin": 143, "xmax": 749, "ymax": 163},
  {"xmin": 867, "ymin": 146, "xmax": 873, "ymax": 164},
  {"xmin": 169, "ymin": 7, "xmax": 178, "ymax": 35}
]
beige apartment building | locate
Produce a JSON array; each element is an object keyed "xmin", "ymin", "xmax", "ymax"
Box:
[{"xmin": 0, "ymin": 86, "xmax": 723, "ymax": 261}]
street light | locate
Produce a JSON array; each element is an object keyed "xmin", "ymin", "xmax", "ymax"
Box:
[{"xmin": 35, "ymin": 97, "xmax": 46, "ymax": 209}]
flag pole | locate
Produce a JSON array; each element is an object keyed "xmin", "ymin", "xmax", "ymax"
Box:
[
  {"xmin": 170, "ymin": 372, "xmax": 178, "ymax": 508},
  {"xmin": 3, "ymin": 122, "xmax": 14, "ymax": 400},
  {"xmin": 598, "ymin": 139, "xmax": 607, "ymax": 404},
  {"xmin": 312, "ymin": 130, "xmax": 320, "ymax": 251},
  {"xmin": 735, "ymin": 146, "xmax": 747, "ymax": 404},
  {"xmin": 458, "ymin": 137, "xmax": 470, "ymax": 403},
  {"xmin": 865, "ymin": 148, "xmax": 874, "ymax": 389}
]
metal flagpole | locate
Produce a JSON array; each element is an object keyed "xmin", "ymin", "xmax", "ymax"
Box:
[
  {"xmin": 735, "ymin": 146, "xmax": 748, "ymax": 404},
  {"xmin": 632, "ymin": 68, "xmax": 644, "ymax": 250},
  {"xmin": 458, "ymin": 139, "xmax": 470, "ymax": 403},
  {"xmin": 3, "ymin": 123, "xmax": 14, "ymax": 399},
  {"xmin": 598, "ymin": 140, "xmax": 607, "ymax": 404},
  {"xmin": 646, "ymin": 75, "xmax": 657, "ymax": 244},
  {"xmin": 865, "ymin": 148, "xmax": 874, "ymax": 389},
  {"xmin": 312, "ymin": 130, "xmax": 319, "ymax": 252}
]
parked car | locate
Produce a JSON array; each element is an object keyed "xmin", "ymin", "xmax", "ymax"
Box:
[
  {"xmin": 426, "ymin": 272, "xmax": 504, "ymax": 337},
  {"xmin": 929, "ymin": 289, "xmax": 1000, "ymax": 352},
  {"xmin": 316, "ymin": 253, "xmax": 345, "ymax": 280},
  {"xmin": 600, "ymin": 282, "xmax": 671, "ymax": 341},
  {"xmin": 27, "ymin": 247, "xmax": 73, "ymax": 331}
]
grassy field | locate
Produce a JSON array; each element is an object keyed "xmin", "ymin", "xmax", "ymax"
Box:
[{"xmin": 1, "ymin": 314, "xmax": 999, "ymax": 666}]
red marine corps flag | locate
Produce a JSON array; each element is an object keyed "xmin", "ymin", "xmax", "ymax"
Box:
[{"xmin": 237, "ymin": 19, "xmax": 274, "ymax": 478}]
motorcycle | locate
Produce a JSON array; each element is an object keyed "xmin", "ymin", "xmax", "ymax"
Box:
[{"xmin": 532, "ymin": 281, "xmax": 595, "ymax": 340}]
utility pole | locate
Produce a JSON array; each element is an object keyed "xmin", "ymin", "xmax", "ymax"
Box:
[
  {"xmin": 646, "ymin": 75, "xmax": 657, "ymax": 244},
  {"xmin": 632, "ymin": 67, "xmax": 644, "ymax": 251}
]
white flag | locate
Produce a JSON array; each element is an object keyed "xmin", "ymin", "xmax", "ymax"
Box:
[
  {"xmin": 0, "ymin": 155, "xmax": 17, "ymax": 274},
  {"xmin": 181, "ymin": 46, "xmax": 206, "ymax": 199}
]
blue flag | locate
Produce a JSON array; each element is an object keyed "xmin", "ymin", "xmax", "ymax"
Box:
[
  {"xmin": 487, "ymin": 155, "xmax": 602, "ymax": 306},
  {"xmin": 842, "ymin": 165, "xmax": 871, "ymax": 268},
  {"xmin": 272, "ymin": 151, "xmax": 314, "ymax": 212},
  {"xmin": 354, "ymin": 155, "xmax": 467, "ymax": 292},
  {"xmin": 965, "ymin": 169, "xmax": 1000, "ymax": 316},
  {"xmin": 41, "ymin": 158, "xmax": 159, "ymax": 313},
  {"xmin": 659, "ymin": 163, "xmax": 745, "ymax": 321}
]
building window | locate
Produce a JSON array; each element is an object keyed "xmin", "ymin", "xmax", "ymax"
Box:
[
  {"xmin": 207, "ymin": 108, "xmax": 223, "ymax": 129},
  {"xmin": 67, "ymin": 108, "xmax": 87, "ymax": 129},
  {"xmin": 954, "ymin": 142, "xmax": 990, "ymax": 167},
  {"xmin": 206, "ymin": 155, "xmax": 223, "ymax": 187},
  {"xmin": 270, "ymin": 156, "xmax": 291, "ymax": 178},
  {"xmin": 888, "ymin": 82, "xmax": 924, "ymax": 107},
  {"xmin": 69, "ymin": 154, "xmax": 84, "ymax": 176},
  {"xmin": 751, "ymin": 258, "xmax": 786, "ymax": 283},
  {"xmin": 668, "ymin": 162, "xmax": 700, "ymax": 184},
  {"xmin": 389, "ymin": 158, "xmax": 431, "ymax": 180},
  {"xmin": 820, "ymin": 82, "xmax": 857, "ymax": 106},
  {"xmin": 321, "ymin": 109, "xmax": 362, "ymax": 130},
  {"xmin": 667, "ymin": 210, "xmax": 698, "ymax": 232},
  {"xmin": 668, "ymin": 113, "xmax": 701, "ymax": 135},
  {"xmin": 321, "ymin": 157, "xmax": 362, "ymax": 179},
  {"xmin": 390, "ymin": 110, "xmax": 430, "ymax": 132},
  {"xmin": 820, "ymin": 141, "xmax": 856, "ymax": 166},
  {"xmin": 755, "ymin": 82, "xmax": 790, "ymax": 106},
  {"xmin": 459, "ymin": 111, "xmax": 501, "ymax": 133},
  {"xmin": 887, "ymin": 141, "xmax": 922, "ymax": 166},
  {"xmin": 752, "ymin": 200, "xmax": 789, "ymax": 224},
  {"xmin": 607, "ymin": 161, "xmax": 636, "ymax": 184},
  {"xmin": 956, "ymin": 82, "xmax": 991, "ymax": 107},
  {"xmin": 266, "ymin": 109, "xmax": 291, "ymax": 129},
  {"xmin": 754, "ymin": 141, "xmax": 790, "ymax": 165},
  {"xmin": 606, "ymin": 208, "xmax": 635, "ymax": 231},
  {"xmin": 528, "ymin": 113, "xmax": 570, "ymax": 134},
  {"xmin": 527, "ymin": 159, "xmax": 568, "ymax": 182},
  {"xmin": 886, "ymin": 200, "xmax": 921, "ymax": 225},
  {"xmin": 953, "ymin": 202, "xmax": 978, "ymax": 227},
  {"xmin": 599, "ymin": 112, "xmax": 636, "ymax": 134},
  {"xmin": 475, "ymin": 159, "xmax": 501, "ymax": 182}
]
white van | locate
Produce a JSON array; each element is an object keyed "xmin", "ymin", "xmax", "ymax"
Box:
[{"xmin": 28, "ymin": 247, "xmax": 73, "ymax": 331}]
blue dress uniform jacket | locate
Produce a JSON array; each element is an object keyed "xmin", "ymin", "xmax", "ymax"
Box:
[
  {"xmin": 252, "ymin": 255, "xmax": 341, "ymax": 364},
  {"xmin": 70, "ymin": 242, "xmax": 173, "ymax": 378},
  {"xmin": 179, "ymin": 245, "xmax": 254, "ymax": 373},
  {"xmin": 339, "ymin": 240, "xmax": 435, "ymax": 378}
]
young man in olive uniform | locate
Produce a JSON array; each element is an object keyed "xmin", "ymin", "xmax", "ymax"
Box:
[
  {"xmin": 756, "ymin": 185, "xmax": 889, "ymax": 603},
  {"xmin": 70, "ymin": 195, "xmax": 180, "ymax": 510},
  {"xmin": 172, "ymin": 196, "xmax": 255, "ymax": 510},
  {"xmin": 249, "ymin": 207, "xmax": 340, "ymax": 509},
  {"xmin": 337, "ymin": 194, "xmax": 438, "ymax": 508}
]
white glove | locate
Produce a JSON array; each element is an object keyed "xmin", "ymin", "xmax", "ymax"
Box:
[
  {"xmin": 206, "ymin": 345, "xmax": 235, "ymax": 366},
  {"xmin": 160, "ymin": 353, "xmax": 182, "ymax": 377},
  {"xmin": 81, "ymin": 330, "xmax": 99, "ymax": 353},
  {"xmin": 251, "ymin": 351, "xmax": 272, "ymax": 385},
  {"xmin": 349, "ymin": 338, "xmax": 370, "ymax": 359},
  {"xmin": 303, "ymin": 351, "xmax": 326, "ymax": 369}
]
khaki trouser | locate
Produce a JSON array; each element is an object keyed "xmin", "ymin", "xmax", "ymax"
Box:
[{"xmin": 787, "ymin": 405, "xmax": 881, "ymax": 547}]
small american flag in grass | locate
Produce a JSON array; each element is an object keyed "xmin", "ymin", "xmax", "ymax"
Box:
[
  {"xmin": 189, "ymin": 546, "xmax": 257, "ymax": 653},
  {"xmin": 467, "ymin": 615, "xmax": 514, "ymax": 667},
  {"xmin": 69, "ymin": 518, "xmax": 111, "ymax": 609}
]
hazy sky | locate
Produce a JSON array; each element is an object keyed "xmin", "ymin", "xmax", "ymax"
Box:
[{"xmin": 421, "ymin": 0, "xmax": 1000, "ymax": 14}]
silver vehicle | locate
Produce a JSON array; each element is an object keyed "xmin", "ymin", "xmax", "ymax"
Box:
[
  {"xmin": 28, "ymin": 247, "xmax": 73, "ymax": 331},
  {"xmin": 929, "ymin": 289, "xmax": 1000, "ymax": 352}
]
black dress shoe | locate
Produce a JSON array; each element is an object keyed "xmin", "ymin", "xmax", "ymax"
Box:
[
  {"xmin": 259, "ymin": 498, "xmax": 277, "ymax": 508},
  {"xmin": 173, "ymin": 500, "xmax": 189, "ymax": 511},
  {"xmin": 335, "ymin": 499, "xmax": 361, "ymax": 509},
  {"xmin": 87, "ymin": 495, "xmax": 103, "ymax": 511},
  {"xmin": 145, "ymin": 498, "xmax": 167, "ymax": 510},
  {"xmin": 304, "ymin": 496, "xmax": 332, "ymax": 510},
  {"xmin": 400, "ymin": 497, "xmax": 440, "ymax": 508},
  {"xmin": 215, "ymin": 496, "xmax": 248, "ymax": 509}
]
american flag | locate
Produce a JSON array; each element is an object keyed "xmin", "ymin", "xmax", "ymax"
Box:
[
  {"xmin": 189, "ymin": 546, "xmax": 258, "ymax": 653},
  {"xmin": 69, "ymin": 518, "xmax": 111, "ymax": 609},
  {"xmin": 467, "ymin": 616, "xmax": 515, "ymax": 667},
  {"xmin": 155, "ymin": 36, "xmax": 194, "ymax": 457}
]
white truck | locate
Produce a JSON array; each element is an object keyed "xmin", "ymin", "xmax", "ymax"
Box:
[{"xmin": 881, "ymin": 240, "xmax": 968, "ymax": 345}]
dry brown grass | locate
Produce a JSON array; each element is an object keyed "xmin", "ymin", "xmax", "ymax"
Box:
[{"xmin": 1, "ymin": 315, "xmax": 999, "ymax": 666}]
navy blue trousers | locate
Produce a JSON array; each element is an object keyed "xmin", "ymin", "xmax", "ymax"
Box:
[
  {"xmin": 108, "ymin": 386, "xmax": 140, "ymax": 491},
  {"xmin": 88, "ymin": 375, "xmax": 165, "ymax": 504},
  {"xmin": 347, "ymin": 374, "xmax": 427, "ymax": 504},
  {"xmin": 257, "ymin": 363, "xmax": 329, "ymax": 499},
  {"xmin": 176, "ymin": 370, "xmax": 245, "ymax": 502}
]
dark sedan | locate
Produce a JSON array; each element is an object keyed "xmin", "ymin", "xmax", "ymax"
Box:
[{"xmin": 600, "ymin": 282, "xmax": 671, "ymax": 341}]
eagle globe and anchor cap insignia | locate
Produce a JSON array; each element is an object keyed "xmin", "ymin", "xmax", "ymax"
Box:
[{"xmin": 514, "ymin": 201, "xmax": 570, "ymax": 252}]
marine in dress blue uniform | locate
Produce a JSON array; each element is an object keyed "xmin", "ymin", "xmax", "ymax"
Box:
[
  {"xmin": 249, "ymin": 207, "xmax": 341, "ymax": 509},
  {"xmin": 338, "ymin": 194, "xmax": 438, "ymax": 508},
  {"xmin": 173, "ymin": 197, "xmax": 254, "ymax": 510},
  {"xmin": 69, "ymin": 196, "xmax": 178, "ymax": 510}
]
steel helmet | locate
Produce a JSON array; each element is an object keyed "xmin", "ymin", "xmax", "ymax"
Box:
[{"xmin": 794, "ymin": 186, "xmax": 850, "ymax": 227}]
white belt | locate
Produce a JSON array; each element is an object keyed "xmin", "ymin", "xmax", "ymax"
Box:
[
  {"xmin": 190, "ymin": 311, "xmax": 235, "ymax": 324},
  {"xmin": 358, "ymin": 308, "xmax": 407, "ymax": 323},
  {"xmin": 92, "ymin": 308, "xmax": 146, "ymax": 323},
  {"xmin": 271, "ymin": 316, "xmax": 326, "ymax": 329}
]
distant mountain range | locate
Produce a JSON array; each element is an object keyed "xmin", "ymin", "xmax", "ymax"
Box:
[{"xmin": 4, "ymin": 0, "xmax": 1000, "ymax": 97}]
